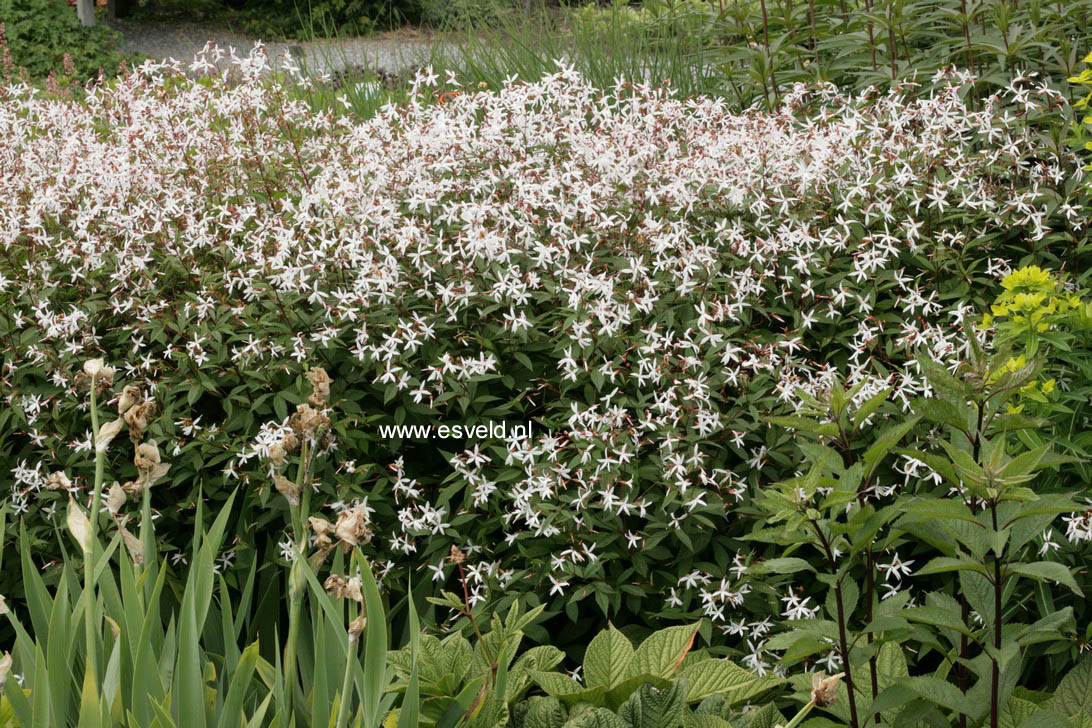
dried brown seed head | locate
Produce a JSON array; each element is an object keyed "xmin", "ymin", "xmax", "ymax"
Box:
[
  {"xmin": 134, "ymin": 440, "xmax": 161, "ymax": 472},
  {"xmin": 290, "ymin": 403, "xmax": 329, "ymax": 436},
  {"xmin": 811, "ymin": 672, "xmax": 844, "ymax": 707},
  {"xmin": 83, "ymin": 358, "xmax": 116, "ymax": 384},
  {"xmin": 118, "ymin": 525, "xmax": 144, "ymax": 565},
  {"xmin": 306, "ymin": 367, "xmax": 332, "ymax": 407},
  {"xmin": 324, "ymin": 574, "xmax": 363, "ymax": 602},
  {"xmin": 449, "ymin": 544, "xmax": 466, "ymax": 565},
  {"xmin": 335, "ymin": 504, "xmax": 371, "ymax": 548},
  {"xmin": 348, "ymin": 614, "xmax": 366, "ymax": 643},
  {"xmin": 106, "ymin": 482, "xmax": 127, "ymax": 514},
  {"xmin": 45, "ymin": 471, "xmax": 72, "ymax": 491},
  {"xmin": 273, "ymin": 474, "xmax": 301, "ymax": 507},
  {"xmin": 118, "ymin": 384, "xmax": 143, "ymax": 415},
  {"xmin": 268, "ymin": 441, "xmax": 286, "ymax": 466}
]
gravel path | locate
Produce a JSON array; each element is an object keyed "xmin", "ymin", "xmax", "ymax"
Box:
[{"xmin": 105, "ymin": 18, "xmax": 442, "ymax": 78}]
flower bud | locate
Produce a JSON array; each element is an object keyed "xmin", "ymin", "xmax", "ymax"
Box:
[
  {"xmin": 66, "ymin": 497, "xmax": 93, "ymax": 554},
  {"xmin": 83, "ymin": 358, "xmax": 107, "ymax": 379}
]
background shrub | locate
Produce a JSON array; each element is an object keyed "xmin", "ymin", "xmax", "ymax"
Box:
[{"xmin": 0, "ymin": 0, "xmax": 131, "ymax": 80}]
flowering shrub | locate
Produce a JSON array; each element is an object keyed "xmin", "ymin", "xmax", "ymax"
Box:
[{"xmin": 0, "ymin": 48, "xmax": 1088, "ymax": 652}]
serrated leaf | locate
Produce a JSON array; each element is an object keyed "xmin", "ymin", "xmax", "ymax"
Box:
[
  {"xmin": 583, "ymin": 625, "xmax": 635, "ymax": 690},
  {"xmin": 628, "ymin": 623, "xmax": 699, "ymax": 681},
  {"xmin": 618, "ymin": 681, "xmax": 685, "ymax": 728},
  {"xmin": 533, "ymin": 671, "xmax": 586, "ymax": 698},
  {"xmin": 1052, "ymin": 655, "xmax": 1092, "ymax": 718},
  {"xmin": 677, "ymin": 660, "xmax": 782, "ymax": 704},
  {"xmin": 522, "ymin": 696, "xmax": 566, "ymax": 728}
]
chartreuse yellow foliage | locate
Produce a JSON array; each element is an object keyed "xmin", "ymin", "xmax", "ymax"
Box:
[
  {"xmin": 981, "ymin": 265, "xmax": 1082, "ymax": 333},
  {"xmin": 983, "ymin": 266, "xmax": 1091, "ymax": 410},
  {"xmin": 1071, "ymin": 51, "xmax": 1092, "ymax": 161}
]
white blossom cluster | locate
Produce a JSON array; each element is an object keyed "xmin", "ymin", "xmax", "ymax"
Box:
[{"xmin": 0, "ymin": 48, "xmax": 1084, "ymax": 634}]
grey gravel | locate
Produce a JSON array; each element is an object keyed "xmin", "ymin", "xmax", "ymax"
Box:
[{"xmin": 105, "ymin": 18, "xmax": 443, "ymax": 78}]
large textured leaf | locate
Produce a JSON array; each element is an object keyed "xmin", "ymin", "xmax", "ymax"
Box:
[
  {"xmin": 627, "ymin": 623, "xmax": 699, "ymax": 680},
  {"xmin": 739, "ymin": 703, "xmax": 784, "ymax": 728},
  {"xmin": 684, "ymin": 715, "xmax": 733, "ymax": 728},
  {"xmin": 676, "ymin": 660, "xmax": 782, "ymax": 704},
  {"xmin": 1017, "ymin": 709, "xmax": 1079, "ymax": 728},
  {"xmin": 522, "ymin": 696, "xmax": 566, "ymax": 728},
  {"xmin": 567, "ymin": 707, "xmax": 628, "ymax": 728},
  {"xmin": 533, "ymin": 671, "xmax": 586, "ymax": 698},
  {"xmin": 617, "ymin": 682, "xmax": 685, "ymax": 728},
  {"xmin": 1000, "ymin": 696, "xmax": 1039, "ymax": 728},
  {"xmin": 1052, "ymin": 655, "xmax": 1092, "ymax": 718},
  {"xmin": 583, "ymin": 625, "xmax": 634, "ymax": 690}
]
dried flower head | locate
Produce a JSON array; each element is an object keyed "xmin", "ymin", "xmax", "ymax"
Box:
[
  {"xmin": 118, "ymin": 524, "xmax": 144, "ymax": 565},
  {"xmin": 117, "ymin": 384, "xmax": 143, "ymax": 415},
  {"xmin": 273, "ymin": 474, "xmax": 301, "ymax": 507},
  {"xmin": 335, "ymin": 503, "xmax": 371, "ymax": 548},
  {"xmin": 324, "ymin": 574, "xmax": 363, "ymax": 602},
  {"xmin": 810, "ymin": 671, "xmax": 844, "ymax": 707},
  {"xmin": 124, "ymin": 399, "xmax": 157, "ymax": 443},
  {"xmin": 306, "ymin": 367, "xmax": 332, "ymax": 407},
  {"xmin": 348, "ymin": 614, "xmax": 366, "ymax": 643},
  {"xmin": 83, "ymin": 358, "xmax": 116, "ymax": 384},
  {"xmin": 45, "ymin": 471, "xmax": 72, "ymax": 491},
  {"xmin": 106, "ymin": 482, "xmax": 127, "ymax": 514},
  {"xmin": 95, "ymin": 418, "xmax": 126, "ymax": 453},
  {"xmin": 449, "ymin": 544, "xmax": 466, "ymax": 565},
  {"xmin": 0, "ymin": 651, "xmax": 11, "ymax": 690},
  {"xmin": 309, "ymin": 516, "xmax": 335, "ymax": 550},
  {"xmin": 134, "ymin": 440, "xmax": 162, "ymax": 472},
  {"xmin": 289, "ymin": 403, "xmax": 329, "ymax": 437},
  {"xmin": 268, "ymin": 440, "xmax": 287, "ymax": 466}
]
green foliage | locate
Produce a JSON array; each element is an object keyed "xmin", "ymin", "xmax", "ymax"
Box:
[
  {"xmin": 233, "ymin": 0, "xmax": 383, "ymax": 39},
  {"xmin": 418, "ymin": 0, "xmax": 516, "ymax": 31},
  {"xmin": 427, "ymin": 0, "xmax": 1090, "ymax": 112},
  {"xmin": 761, "ymin": 323, "xmax": 1091, "ymax": 727},
  {"xmin": 0, "ymin": 0, "xmax": 133, "ymax": 80}
]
